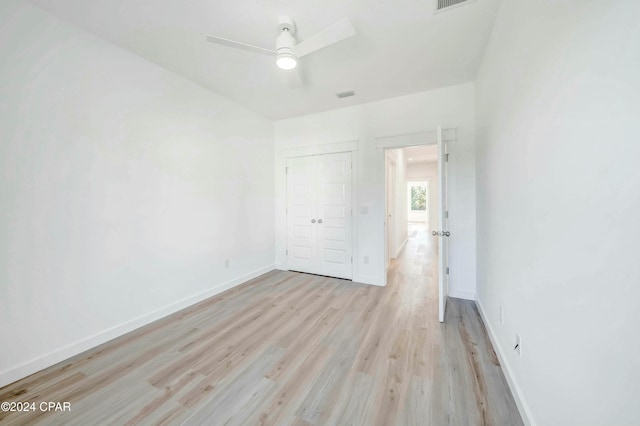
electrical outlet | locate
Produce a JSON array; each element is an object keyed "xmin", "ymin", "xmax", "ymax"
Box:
[
  {"xmin": 499, "ymin": 306, "xmax": 504, "ymax": 324},
  {"xmin": 514, "ymin": 334, "xmax": 521, "ymax": 357},
  {"xmin": 224, "ymin": 259, "xmax": 230, "ymax": 269},
  {"xmin": 364, "ymin": 256, "xmax": 369, "ymax": 264}
]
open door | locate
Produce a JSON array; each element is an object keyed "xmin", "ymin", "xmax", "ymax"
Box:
[
  {"xmin": 386, "ymin": 153, "xmax": 396, "ymax": 268},
  {"xmin": 436, "ymin": 126, "xmax": 450, "ymax": 323}
]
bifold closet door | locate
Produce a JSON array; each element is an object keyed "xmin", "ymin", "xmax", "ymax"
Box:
[{"xmin": 286, "ymin": 152, "xmax": 352, "ymax": 279}]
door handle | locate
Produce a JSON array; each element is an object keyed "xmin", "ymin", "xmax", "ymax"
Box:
[
  {"xmin": 443, "ymin": 231, "xmax": 450, "ymax": 237},
  {"xmin": 432, "ymin": 231, "xmax": 440, "ymax": 236},
  {"xmin": 432, "ymin": 230, "xmax": 450, "ymax": 237},
  {"xmin": 311, "ymin": 219, "xmax": 316, "ymax": 223},
  {"xmin": 317, "ymin": 219, "xmax": 323, "ymax": 224}
]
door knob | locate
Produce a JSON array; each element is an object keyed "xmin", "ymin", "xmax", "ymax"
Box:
[
  {"xmin": 432, "ymin": 231, "xmax": 439, "ymax": 236},
  {"xmin": 317, "ymin": 219, "xmax": 323, "ymax": 224},
  {"xmin": 443, "ymin": 231, "xmax": 450, "ymax": 237},
  {"xmin": 311, "ymin": 219, "xmax": 316, "ymax": 223}
]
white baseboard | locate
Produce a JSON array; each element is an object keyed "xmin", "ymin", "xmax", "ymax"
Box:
[
  {"xmin": 353, "ymin": 274, "xmax": 385, "ymax": 286},
  {"xmin": 274, "ymin": 264, "xmax": 383, "ymax": 287},
  {"xmin": 0, "ymin": 264, "xmax": 275, "ymax": 388},
  {"xmin": 448, "ymin": 289, "xmax": 476, "ymax": 300},
  {"xmin": 395, "ymin": 237, "xmax": 408, "ymax": 258},
  {"xmin": 475, "ymin": 298, "xmax": 536, "ymax": 426}
]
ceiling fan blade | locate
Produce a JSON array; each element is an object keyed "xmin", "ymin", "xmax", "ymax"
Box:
[
  {"xmin": 286, "ymin": 66, "xmax": 305, "ymax": 89},
  {"xmin": 206, "ymin": 35, "xmax": 276, "ymax": 56},
  {"xmin": 294, "ymin": 18, "xmax": 356, "ymax": 58}
]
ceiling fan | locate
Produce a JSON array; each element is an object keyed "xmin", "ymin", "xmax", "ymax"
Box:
[{"xmin": 206, "ymin": 16, "xmax": 356, "ymax": 87}]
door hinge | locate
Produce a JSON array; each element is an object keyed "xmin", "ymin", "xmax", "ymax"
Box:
[
  {"xmin": 286, "ymin": 166, "xmax": 288, "ymax": 174},
  {"xmin": 445, "ymin": 210, "xmax": 449, "ymax": 219},
  {"xmin": 286, "ymin": 249, "xmax": 288, "ymax": 255},
  {"xmin": 444, "ymin": 153, "xmax": 449, "ymax": 162},
  {"xmin": 446, "ymin": 267, "xmax": 450, "ymax": 275}
]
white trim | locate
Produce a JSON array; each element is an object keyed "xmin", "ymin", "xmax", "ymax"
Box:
[
  {"xmin": 374, "ymin": 128, "xmax": 456, "ymax": 149},
  {"xmin": 476, "ymin": 298, "xmax": 536, "ymax": 426},
  {"xmin": 351, "ymin": 154, "xmax": 359, "ymax": 283},
  {"xmin": 274, "ymin": 263, "xmax": 287, "ymax": 271},
  {"xmin": 395, "ymin": 237, "xmax": 408, "ymax": 258},
  {"xmin": 385, "ymin": 153, "xmax": 397, "ymax": 267},
  {"xmin": 378, "ymin": 127, "xmax": 457, "ymax": 289},
  {"xmin": 278, "ymin": 139, "xmax": 359, "ymax": 158},
  {"xmin": 447, "ymin": 289, "xmax": 476, "ymax": 300},
  {"xmin": 353, "ymin": 274, "xmax": 385, "ymax": 286},
  {"xmin": 0, "ymin": 264, "xmax": 275, "ymax": 388}
]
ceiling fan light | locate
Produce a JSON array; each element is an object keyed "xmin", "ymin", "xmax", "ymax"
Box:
[{"xmin": 276, "ymin": 52, "xmax": 297, "ymax": 70}]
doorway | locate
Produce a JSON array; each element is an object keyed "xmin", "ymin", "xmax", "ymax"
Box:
[
  {"xmin": 385, "ymin": 144, "xmax": 438, "ymax": 263},
  {"xmin": 384, "ymin": 135, "xmax": 448, "ymax": 321}
]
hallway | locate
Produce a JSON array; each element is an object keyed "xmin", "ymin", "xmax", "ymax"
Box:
[
  {"xmin": 0, "ymin": 224, "xmax": 522, "ymax": 425},
  {"xmin": 388, "ymin": 222, "xmax": 439, "ymax": 322}
]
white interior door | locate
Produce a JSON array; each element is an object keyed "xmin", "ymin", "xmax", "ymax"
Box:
[
  {"xmin": 386, "ymin": 155, "xmax": 396, "ymax": 268},
  {"xmin": 286, "ymin": 152, "xmax": 352, "ymax": 279},
  {"xmin": 286, "ymin": 157, "xmax": 317, "ymax": 273},
  {"xmin": 316, "ymin": 152, "xmax": 352, "ymax": 279},
  {"xmin": 437, "ymin": 126, "xmax": 450, "ymax": 323}
]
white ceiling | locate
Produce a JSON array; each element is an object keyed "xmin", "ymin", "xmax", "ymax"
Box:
[
  {"xmin": 28, "ymin": 0, "xmax": 501, "ymax": 120},
  {"xmin": 404, "ymin": 145, "xmax": 438, "ymax": 163}
]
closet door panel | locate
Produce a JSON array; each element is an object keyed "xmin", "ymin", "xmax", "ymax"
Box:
[
  {"xmin": 316, "ymin": 152, "xmax": 352, "ymax": 279},
  {"xmin": 286, "ymin": 158, "xmax": 317, "ymax": 273}
]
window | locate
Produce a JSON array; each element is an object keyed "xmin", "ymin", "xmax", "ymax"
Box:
[{"xmin": 410, "ymin": 184, "xmax": 428, "ymax": 211}]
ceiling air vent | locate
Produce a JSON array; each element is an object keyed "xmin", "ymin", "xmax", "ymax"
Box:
[
  {"xmin": 436, "ymin": 0, "xmax": 472, "ymax": 12},
  {"xmin": 336, "ymin": 90, "xmax": 355, "ymax": 99}
]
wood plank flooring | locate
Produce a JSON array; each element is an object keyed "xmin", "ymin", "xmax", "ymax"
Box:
[{"xmin": 0, "ymin": 224, "xmax": 522, "ymax": 425}]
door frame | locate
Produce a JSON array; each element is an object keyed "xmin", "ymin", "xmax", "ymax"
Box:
[
  {"xmin": 385, "ymin": 151, "xmax": 397, "ymax": 268},
  {"xmin": 437, "ymin": 127, "xmax": 449, "ymax": 323},
  {"xmin": 377, "ymin": 127, "xmax": 456, "ymax": 321}
]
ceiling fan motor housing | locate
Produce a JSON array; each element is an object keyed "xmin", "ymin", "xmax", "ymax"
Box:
[
  {"xmin": 277, "ymin": 16, "xmax": 296, "ymax": 34},
  {"xmin": 276, "ymin": 16, "xmax": 297, "ymax": 56}
]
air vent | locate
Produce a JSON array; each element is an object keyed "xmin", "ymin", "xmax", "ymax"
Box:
[
  {"xmin": 336, "ymin": 90, "xmax": 355, "ymax": 99},
  {"xmin": 436, "ymin": 0, "xmax": 471, "ymax": 12}
]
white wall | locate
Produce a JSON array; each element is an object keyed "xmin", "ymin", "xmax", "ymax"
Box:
[
  {"xmin": 407, "ymin": 162, "xmax": 438, "ymax": 230},
  {"xmin": 274, "ymin": 83, "xmax": 476, "ymax": 299},
  {"xmin": 0, "ymin": 1, "xmax": 274, "ymax": 387},
  {"xmin": 475, "ymin": 1, "xmax": 640, "ymax": 425}
]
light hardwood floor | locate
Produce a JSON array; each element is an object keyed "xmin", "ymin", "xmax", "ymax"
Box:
[{"xmin": 0, "ymin": 224, "xmax": 522, "ymax": 425}]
